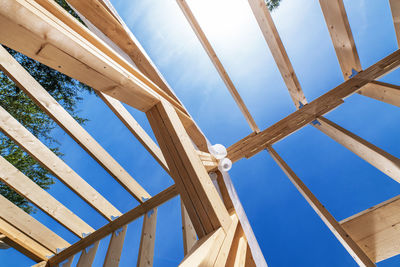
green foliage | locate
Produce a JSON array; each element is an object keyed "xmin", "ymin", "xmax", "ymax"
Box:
[
  {"xmin": 265, "ymin": 0, "xmax": 282, "ymax": 11},
  {"xmin": 0, "ymin": 20, "xmax": 92, "ymax": 213}
]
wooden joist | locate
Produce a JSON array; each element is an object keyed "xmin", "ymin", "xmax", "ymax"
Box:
[
  {"xmin": 227, "ymin": 49, "xmax": 400, "ymax": 163},
  {"xmin": 0, "ymin": 195, "xmax": 70, "ymax": 254},
  {"xmin": 358, "ymin": 81, "xmax": 400, "ymax": 108},
  {"xmin": 0, "ymin": 106, "xmax": 122, "ymax": 221},
  {"xmin": 146, "ymin": 101, "xmax": 231, "ymax": 237},
  {"xmin": 76, "ymin": 241, "xmax": 99, "ymax": 267},
  {"xmin": 0, "ymin": 156, "xmax": 94, "ymax": 238},
  {"xmin": 0, "ymin": 220, "xmax": 52, "ymax": 262},
  {"xmin": 104, "ymin": 226, "xmax": 128, "ymax": 266},
  {"xmin": 214, "ymin": 215, "xmax": 239, "ymax": 266},
  {"xmin": 137, "ymin": 208, "xmax": 157, "ymax": 267},
  {"xmin": 313, "ymin": 117, "xmax": 400, "ymax": 183},
  {"xmin": 247, "ymin": 0, "xmax": 307, "ymax": 108},
  {"xmin": 390, "ymin": 0, "xmax": 400, "ymax": 47},
  {"xmin": 176, "ymin": 0, "xmax": 260, "ymax": 132},
  {"xmin": 181, "ymin": 201, "xmax": 197, "ymax": 255},
  {"xmin": 48, "ymin": 185, "xmax": 178, "ymax": 265},
  {"xmin": 267, "ymin": 147, "xmax": 375, "ymax": 266},
  {"xmin": 0, "ymin": 46, "xmax": 150, "ymax": 202},
  {"xmin": 341, "ymin": 195, "xmax": 400, "ymax": 262}
]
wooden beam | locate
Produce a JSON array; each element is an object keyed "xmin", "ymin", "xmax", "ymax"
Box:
[
  {"xmin": 76, "ymin": 241, "xmax": 99, "ymax": 267},
  {"xmin": 214, "ymin": 215, "xmax": 239, "ymax": 267},
  {"xmin": 340, "ymin": 195, "xmax": 400, "ymax": 262},
  {"xmin": 179, "ymin": 228, "xmax": 225, "ymax": 267},
  {"xmin": 98, "ymin": 93, "xmax": 169, "ymax": 172},
  {"xmin": 233, "ymin": 237, "xmax": 247, "ymax": 267},
  {"xmin": 247, "ymin": 0, "xmax": 307, "ymax": 108},
  {"xmin": 48, "ymin": 185, "xmax": 178, "ymax": 265},
  {"xmin": 146, "ymin": 101, "xmax": 231, "ymax": 237},
  {"xmin": 104, "ymin": 226, "xmax": 128, "ymax": 267},
  {"xmin": 0, "ymin": 45, "xmax": 151, "ymax": 202},
  {"xmin": 0, "ymin": 155, "xmax": 94, "ymax": 237},
  {"xmin": 0, "ymin": 220, "xmax": 52, "ymax": 262},
  {"xmin": 313, "ymin": 117, "xmax": 400, "ymax": 183},
  {"xmin": 0, "ymin": 105, "xmax": 121, "ymax": 221},
  {"xmin": 267, "ymin": 146, "xmax": 375, "ymax": 266},
  {"xmin": 137, "ymin": 209, "xmax": 157, "ymax": 267},
  {"xmin": 0, "ymin": 195, "xmax": 70, "ymax": 254},
  {"xmin": 227, "ymin": 49, "xmax": 400, "ymax": 163},
  {"xmin": 181, "ymin": 201, "xmax": 197, "ymax": 255},
  {"xmin": 358, "ymin": 81, "xmax": 400, "ymax": 108},
  {"xmin": 176, "ymin": 0, "xmax": 259, "ymax": 132},
  {"xmin": 390, "ymin": 0, "xmax": 400, "ymax": 47}
]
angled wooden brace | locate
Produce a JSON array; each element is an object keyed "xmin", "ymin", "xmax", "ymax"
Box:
[{"xmin": 137, "ymin": 208, "xmax": 157, "ymax": 267}]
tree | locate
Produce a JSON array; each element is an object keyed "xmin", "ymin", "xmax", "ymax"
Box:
[
  {"xmin": 0, "ymin": 0, "xmax": 92, "ymax": 213},
  {"xmin": 265, "ymin": 0, "xmax": 282, "ymax": 11}
]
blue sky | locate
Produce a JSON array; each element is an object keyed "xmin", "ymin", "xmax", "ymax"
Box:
[{"xmin": 1, "ymin": 0, "xmax": 400, "ymax": 266}]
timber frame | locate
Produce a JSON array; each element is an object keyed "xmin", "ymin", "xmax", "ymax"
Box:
[{"xmin": 0, "ymin": 0, "xmax": 399, "ymax": 266}]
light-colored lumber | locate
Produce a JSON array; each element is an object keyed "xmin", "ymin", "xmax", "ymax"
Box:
[
  {"xmin": 341, "ymin": 195, "xmax": 400, "ymax": 262},
  {"xmin": 227, "ymin": 49, "xmax": 400, "ymax": 163},
  {"xmin": 0, "ymin": 105, "xmax": 121, "ymax": 221},
  {"xmin": 0, "ymin": 155, "xmax": 94, "ymax": 237},
  {"xmin": 31, "ymin": 261, "xmax": 48, "ymax": 267},
  {"xmin": 146, "ymin": 100, "xmax": 231, "ymax": 237},
  {"xmin": 233, "ymin": 237, "xmax": 247, "ymax": 267},
  {"xmin": 0, "ymin": 45, "xmax": 150, "ymax": 202},
  {"xmin": 176, "ymin": 0, "xmax": 259, "ymax": 132},
  {"xmin": 137, "ymin": 209, "xmax": 157, "ymax": 267},
  {"xmin": 247, "ymin": 0, "xmax": 307, "ymax": 108},
  {"xmin": 104, "ymin": 226, "xmax": 128, "ymax": 267},
  {"xmin": 98, "ymin": 93, "xmax": 168, "ymax": 172},
  {"xmin": 358, "ymin": 81, "xmax": 400, "ymax": 108},
  {"xmin": 267, "ymin": 146, "xmax": 375, "ymax": 267},
  {"xmin": 0, "ymin": 195, "xmax": 70, "ymax": 254},
  {"xmin": 225, "ymin": 225, "xmax": 244, "ymax": 267},
  {"xmin": 179, "ymin": 227, "xmax": 225, "ymax": 267},
  {"xmin": 181, "ymin": 201, "xmax": 197, "ymax": 255},
  {"xmin": 390, "ymin": 0, "xmax": 400, "ymax": 47},
  {"xmin": 77, "ymin": 241, "xmax": 100, "ymax": 267},
  {"xmin": 48, "ymin": 185, "xmax": 178, "ymax": 265},
  {"xmin": 0, "ymin": 219, "xmax": 52, "ymax": 262},
  {"xmin": 313, "ymin": 117, "xmax": 400, "ymax": 182},
  {"xmin": 214, "ymin": 215, "xmax": 239, "ymax": 267},
  {"xmin": 319, "ymin": 0, "xmax": 361, "ymax": 78}
]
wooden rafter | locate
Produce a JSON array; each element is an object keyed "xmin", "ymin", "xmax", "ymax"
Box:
[
  {"xmin": 104, "ymin": 226, "xmax": 128, "ymax": 266},
  {"xmin": 137, "ymin": 208, "xmax": 157, "ymax": 267},
  {"xmin": 390, "ymin": 0, "xmax": 400, "ymax": 47},
  {"xmin": 358, "ymin": 80, "xmax": 400, "ymax": 108},
  {"xmin": 176, "ymin": 0, "xmax": 260, "ymax": 132}
]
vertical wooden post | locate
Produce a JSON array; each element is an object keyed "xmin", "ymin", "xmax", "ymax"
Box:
[
  {"xmin": 137, "ymin": 209, "xmax": 157, "ymax": 267},
  {"xmin": 77, "ymin": 241, "xmax": 100, "ymax": 267},
  {"xmin": 181, "ymin": 201, "xmax": 197, "ymax": 255},
  {"xmin": 104, "ymin": 226, "xmax": 128, "ymax": 267}
]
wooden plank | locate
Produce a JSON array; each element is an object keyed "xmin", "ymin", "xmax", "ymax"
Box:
[
  {"xmin": 137, "ymin": 209, "xmax": 157, "ymax": 267},
  {"xmin": 358, "ymin": 81, "xmax": 400, "ymax": 108},
  {"xmin": 0, "ymin": 45, "xmax": 150, "ymax": 202},
  {"xmin": 0, "ymin": 105, "xmax": 121, "ymax": 221},
  {"xmin": 31, "ymin": 261, "xmax": 48, "ymax": 267},
  {"xmin": 147, "ymin": 101, "xmax": 231, "ymax": 237},
  {"xmin": 233, "ymin": 237, "xmax": 247, "ymax": 267},
  {"xmin": 319, "ymin": 0, "xmax": 361, "ymax": 78},
  {"xmin": 225, "ymin": 225, "xmax": 244, "ymax": 267},
  {"xmin": 176, "ymin": 0, "xmax": 259, "ymax": 132},
  {"xmin": 313, "ymin": 117, "xmax": 400, "ymax": 183},
  {"xmin": 181, "ymin": 201, "xmax": 197, "ymax": 255},
  {"xmin": 77, "ymin": 241, "xmax": 99, "ymax": 267},
  {"xmin": 227, "ymin": 49, "xmax": 400, "ymax": 163},
  {"xmin": 0, "ymin": 195, "xmax": 70, "ymax": 254},
  {"xmin": 104, "ymin": 226, "xmax": 128, "ymax": 267},
  {"xmin": 179, "ymin": 228, "xmax": 225, "ymax": 267},
  {"xmin": 0, "ymin": 220, "xmax": 52, "ymax": 262},
  {"xmin": 267, "ymin": 146, "xmax": 375, "ymax": 266},
  {"xmin": 247, "ymin": 0, "xmax": 307, "ymax": 108},
  {"xmin": 390, "ymin": 0, "xmax": 400, "ymax": 47},
  {"xmin": 48, "ymin": 185, "xmax": 178, "ymax": 265},
  {"xmin": 0, "ymin": 155, "xmax": 94, "ymax": 237},
  {"xmin": 341, "ymin": 195, "xmax": 400, "ymax": 262},
  {"xmin": 98, "ymin": 93, "xmax": 169, "ymax": 172},
  {"xmin": 214, "ymin": 215, "xmax": 239, "ymax": 267}
]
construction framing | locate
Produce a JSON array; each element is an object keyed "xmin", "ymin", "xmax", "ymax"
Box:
[{"xmin": 0, "ymin": 0, "xmax": 399, "ymax": 266}]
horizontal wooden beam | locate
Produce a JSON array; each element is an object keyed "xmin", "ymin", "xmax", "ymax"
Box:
[
  {"xmin": 227, "ymin": 49, "xmax": 400, "ymax": 163},
  {"xmin": 267, "ymin": 146, "xmax": 375, "ymax": 266},
  {"xmin": 0, "ymin": 105, "xmax": 121, "ymax": 221},
  {"xmin": 48, "ymin": 184, "xmax": 178, "ymax": 265},
  {"xmin": 0, "ymin": 195, "xmax": 70, "ymax": 254},
  {"xmin": 176, "ymin": 0, "xmax": 260, "ymax": 132},
  {"xmin": 0, "ymin": 155, "xmax": 94, "ymax": 237},
  {"xmin": 358, "ymin": 81, "xmax": 400, "ymax": 108},
  {"xmin": 390, "ymin": 0, "xmax": 400, "ymax": 47},
  {"xmin": 247, "ymin": 0, "xmax": 307, "ymax": 108},
  {"xmin": 0, "ymin": 46, "xmax": 150, "ymax": 202},
  {"xmin": 341, "ymin": 195, "xmax": 400, "ymax": 262}
]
